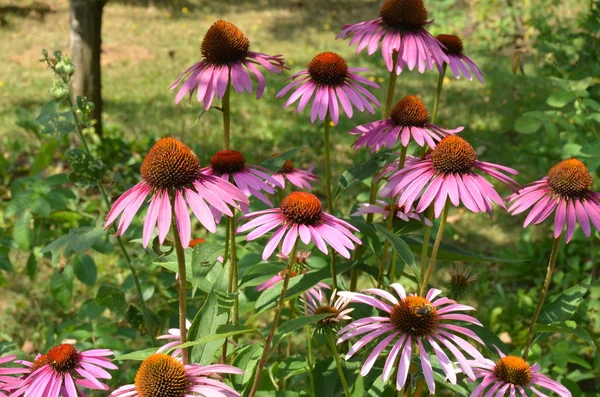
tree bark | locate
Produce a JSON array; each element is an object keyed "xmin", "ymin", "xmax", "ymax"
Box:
[{"xmin": 69, "ymin": 0, "xmax": 106, "ymax": 138}]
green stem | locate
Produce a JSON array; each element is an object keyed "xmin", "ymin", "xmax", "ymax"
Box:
[
  {"xmin": 230, "ymin": 213, "xmax": 239, "ymax": 325},
  {"xmin": 419, "ymin": 201, "xmax": 449, "ymax": 297},
  {"xmin": 377, "ymin": 145, "xmax": 408, "ymax": 288},
  {"xmin": 388, "ymin": 252, "xmax": 397, "ymax": 283},
  {"xmin": 326, "ymin": 329, "xmax": 351, "ymax": 397},
  {"xmin": 431, "ymin": 63, "xmax": 447, "ymax": 125},
  {"xmin": 323, "ymin": 112, "xmax": 337, "ymax": 289},
  {"xmin": 66, "ymin": 94, "xmax": 155, "ymax": 345},
  {"xmin": 170, "ymin": 195, "xmax": 189, "ymax": 365},
  {"xmin": 222, "ymin": 79, "xmax": 231, "ymax": 150},
  {"xmin": 522, "ymin": 235, "xmax": 562, "ymax": 360},
  {"xmin": 419, "ymin": 206, "xmax": 434, "ymax": 287},
  {"xmin": 305, "ymin": 325, "xmax": 316, "ymax": 395},
  {"xmin": 383, "ymin": 51, "xmax": 399, "ymax": 118},
  {"xmin": 248, "ymin": 242, "xmax": 299, "ymax": 397}
]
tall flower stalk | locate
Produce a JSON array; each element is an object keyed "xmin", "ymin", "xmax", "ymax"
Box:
[
  {"xmin": 522, "ymin": 235, "xmax": 562, "ymax": 360},
  {"xmin": 420, "ymin": 201, "xmax": 449, "ymax": 296},
  {"xmin": 247, "ymin": 242, "xmax": 299, "ymax": 397},
  {"xmin": 170, "ymin": 195, "xmax": 189, "ymax": 365},
  {"xmin": 326, "ymin": 328, "xmax": 351, "ymax": 397},
  {"xmin": 323, "ymin": 112, "xmax": 338, "ymax": 289}
]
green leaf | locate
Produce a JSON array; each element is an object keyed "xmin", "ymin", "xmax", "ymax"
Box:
[
  {"xmin": 515, "ymin": 115, "xmax": 543, "ymax": 134},
  {"xmin": 73, "ymin": 254, "xmax": 97, "ymax": 286},
  {"xmin": 232, "ymin": 343, "xmax": 263, "ymax": 391},
  {"xmin": 335, "ymin": 150, "xmax": 390, "ymax": 199},
  {"xmin": 534, "ymin": 321, "xmax": 596, "ymax": 350},
  {"xmin": 402, "ymin": 235, "xmax": 523, "ymax": 263},
  {"xmin": 238, "ymin": 263, "xmax": 285, "ymax": 289},
  {"xmin": 41, "ymin": 226, "xmax": 105, "ymax": 254},
  {"xmin": 26, "ymin": 253, "xmax": 36, "ymax": 278},
  {"xmin": 259, "ymin": 148, "xmax": 299, "ymax": 172},
  {"xmin": 539, "ymin": 276, "xmax": 591, "ymax": 324},
  {"xmin": 36, "ymin": 100, "xmax": 76, "ymax": 137},
  {"xmin": 13, "ymin": 210, "xmax": 31, "ymax": 251},
  {"xmin": 188, "ymin": 289, "xmax": 229, "ymax": 365},
  {"xmin": 270, "ymin": 315, "xmax": 330, "ymax": 355},
  {"xmin": 175, "ymin": 324, "xmax": 262, "ymax": 350},
  {"xmin": 191, "ymin": 242, "xmax": 224, "ymax": 291},
  {"xmin": 65, "ymin": 148, "xmax": 108, "ymax": 187},
  {"xmin": 30, "ymin": 139, "xmax": 58, "ymax": 176},
  {"xmin": 114, "ymin": 347, "xmax": 158, "ymax": 361},
  {"xmin": 547, "ymin": 90, "xmax": 577, "ymax": 108},
  {"xmin": 95, "ymin": 284, "xmax": 127, "ymax": 315},
  {"xmin": 374, "ymin": 224, "xmax": 417, "ymax": 280},
  {"xmin": 467, "ymin": 324, "xmax": 508, "ymax": 354},
  {"xmin": 0, "ymin": 253, "xmax": 12, "ymax": 272},
  {"xmin": 50, "ymin": 266, "xmax": 73, "ymax": 308}
]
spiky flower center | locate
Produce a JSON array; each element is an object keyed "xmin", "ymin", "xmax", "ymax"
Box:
[
  {"xmin": 141, "ymin": 138, "xmax": 200, "ymax": 190},
  {"xmin": 390, "ymin": 95, "xmax": 429, "ymax": 127},
  {"xmin": 314, "ymin": 305, "xmax": 339, "ymax": 326},
  {"xmin": 431, "ymin": 135, "xmax": 477, "ymax": 174},
  {"xmin": 494, "ymin": 356, "xmax": 532, "ymax": 386},
  {"xmin": 30, "ymin": 354, "xmax": 48, "ymax": 373},
  {"xmin": 201, "ymin": 20, "xmax": 250, "ymax": 65},
  {"xmin": 210, "ymin": 150, "xmax": 246, "ymax": 175},
  {"xmin": 380, "ymin": 0, "xmax": 428, "ymax": 32},
  {"xmin": 308, "ymin": 52, "xmax": 349, "ymax": 87},
  {"xmin": 390, "ymin": 296, "xmax": 437, "ymax": 337},
  {"xmin": 280, "ymin": 192, "xmax": 323, "ymax": 226},
  {"xmin": 47, "ymin": 344, "xmax": 80, "ymax": 373},
  {"xmin": 547, "ymin": 159, "xmax": 592, "ymax": 198},
  {"xmin": 135, "ymin": 354, "xmax": 190, "ymax": 397},
  {"xmin": 436, "ymin": 34, "xmax": 464, "ymax": 56}
]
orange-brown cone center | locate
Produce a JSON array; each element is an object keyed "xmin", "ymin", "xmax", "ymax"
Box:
[
  {"xmin": 390, "ymin": 296, "xmax": 437, "ymax": 337},
  {"xmin": 493, "ymin": 356, "xmax": 532, "ymax": 386},
  {"xmin": 47, "ymin": 344, "xmax": 80, "ymax": 373},
  {"xmin": 307, "ymin": 52, "xmax": 349, "ymax": 87},
  {"xmin": 380, "ymin": 0, "xmax": 428, "ymax": 32},
  {"xmin": 280, "ymin": 192, "xmax": 323, "ymax": 225},
  {"xmin": 135, "ymin": 354, "xmax": 190, "ymax": 397},
  {"xmin": 546, "ymin": 158, "xmax": 592, "ymax": 198},
  {"xmin": 141, "ymin": 137, "xmax": 200, "ymax": 190},
  {"xmin": 30, "ymin": 354, "xmax": 48, "ymax": 373},
  {"xmin": 431, "ymin": 135, "xmax": 477, "ymax": 174},
  {"xmin": 390, "ymin": 95, "xmax": 430, "ymax": 127},
  {"xmin": 210, "ymin": 150, "xmax": 246, "ymax": 175},
  {"xmin": 436, "ymin": 34, "xmax": 464, "ymax": 56},
  {"xmin": 201, "ymin": 20, "xmax": 250, "ymax": 65}
]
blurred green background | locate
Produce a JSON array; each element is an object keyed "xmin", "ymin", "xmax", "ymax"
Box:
[{"xmin": 0, "ymin": 0, "xmax": 598, "ymax": 395}]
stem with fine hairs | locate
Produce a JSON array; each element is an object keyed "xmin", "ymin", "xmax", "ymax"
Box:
[
  {"xmin": 431, "ymin": 63, "xmax": 447, "ymax": 125},
  {"xmin": 222, "ymin": 79, "xmax": 231, "ymax": 150},
  {"xmin": 419, "ymin": 201, "xmax": 450, "ymax": 297},
  {"xmin": 326, "ymin": 328, "xmax": 351, "ymax": 397},
  {"xmin": 522, "ymin": 235, "xmax": 562, "ymax": 360},
  {"xmin": 170, "ymin": 195, "xmax": 189, "ymax": 365},
  {"xmin": 323, "ymin": 112, "xmax": 338, "ymax": 289},
  {"xmin": 247, "ymin": 241, "xmax": 299, "ymax": 397}
]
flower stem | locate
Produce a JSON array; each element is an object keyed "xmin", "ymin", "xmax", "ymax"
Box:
[
  {"xmin": 229, "ymin": 212, "xmax": 239, "ymax": 325},
  {"xmin": 323, "ymin": 112, "xmax": 338, "ymax": 289},
  {"xmin": 325, "ymin": 328, "xmax": 351, "ymax": 397},
  {"xmin": 522, "ymin": 235, "xmax": 562, "ymax": 361},
  {"xmin": 305, "ymin": 325, "xmax": 316, "ymax": 395},
  {"xmin": 222, "ymin": 79, "xmax": 231, "ymax": 150},
  {"xmin": 419, "ymin": 201, "xmax": 450, "ymax": 297},
  {"xmin": 248, "ymin": 242, "xmax": 299, "ymax": 397},
  {"xmin": 419, "ymin": 206, "xmax": 434, "ymax": 288},
  {"xmin": 377, "ymin": 145, "xmax": 408, "ymax": 288},
  {"xmin": 431, "ymin": 63, "xmax": 447, "ymax": 125},
  {"xmin": 65, "ymin": 94, "xmax": 155, "ymax": 346},
  {"xmin": 170, "ymin": 196, "xmax": 189, "ymax": 365},
  {"xmin": 383, "ymin": 51, "xmax": 399, "ymax": 119}
]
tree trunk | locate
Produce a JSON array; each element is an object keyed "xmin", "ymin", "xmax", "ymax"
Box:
[{"xmin": 69, "ymin": 0, "xmax": 105, "ymax": 139}]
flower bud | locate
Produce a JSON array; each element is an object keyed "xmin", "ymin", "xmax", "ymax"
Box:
[{"xmin": 50, "ymin": 79, "xmax": 69, "ymax": 100}]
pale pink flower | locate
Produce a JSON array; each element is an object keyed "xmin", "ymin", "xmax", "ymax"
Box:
[
  {"xmin": 271, "ymin": 158, "xmax": 319, "ymax": 190},
  {"xmin": 352, "ymin": 200, "xmax": 432, "ymax": 226},
  {"xmin": 435, "ymin": 34, "xmax": 484, "ymax": 83},
  {"xmin": 301, "ymin": 288, "xmax": 353, "ymax": 327}
]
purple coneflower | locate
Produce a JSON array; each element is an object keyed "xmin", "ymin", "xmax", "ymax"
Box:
[
  {"xmin": 469, "ymin": 350, "xmax": 571, "ymax": 396},
  {"xmin": 0, "ymin": 355, "xmax": 28, "ymax": 396},
  {"xmin": 350, "ymin": 95, "xmax": 463, "ymax": 152},
  {"xmin": 256, "ymin": 251, "xmax": 321, "ymax": 292},
  {"xmin": 435, "ymin": 34, "xmax": 484, "ymax": 83},
  {"xmin": 203, "ymin": 150, "xmax": 283, "ymax": 210},
  {"xmin": 110, "ymin": 353, "xmax": 243, "ymax": 397},
  {"xmin": 276, "ymin": 52, "xmax": 380, "ymax": 125},
  {"xmin": 170, "ymin": 20, "xmax": 285, "ymax": 108},
  {"xmin": 338, "ymin": 285, "xmax": 484, "ymax": 394},
  {"xmin": 508, "ymin": 158, "xmax": 600, "ymax": 242},
  {"xmin": 9, "ymin": 344, "xmax": 117, "ymax": 397},
  {"xmin": 157, "ymin": 319, "xmax": 192, "ymax": 358},
  {"xmin": 381, "ymin": 135, "xmax": 520, "ymax": 218},
  {"xmin": 271, "ymin": 157, "xmax": 319, "ymax": 190},
  {"xmin": 337, "ymin": 0, "xmax": 449, "ymax": 74},
  {"xmin": 301, "ymin": 288, "xmax": 353, "ymax": 328},
  {"xmin": 237, "ymin": 192, "xmax": 361, "ymax": 260},
  {"xmin": 105, "ymin": 138, "xmax": 248, "ymax": 249},
  {"xmin": 352, "ymin": 200, "xmax": 433, "ymax": 226}
]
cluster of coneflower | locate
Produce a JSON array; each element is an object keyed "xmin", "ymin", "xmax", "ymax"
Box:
[{"xmin": 2, "ymin": 1, "xmax": 596, "ymax": 396}]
